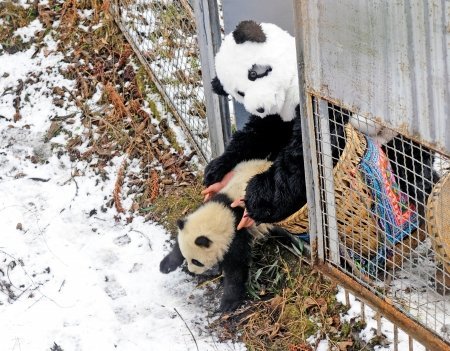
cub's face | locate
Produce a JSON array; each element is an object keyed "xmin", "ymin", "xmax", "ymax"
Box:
[
  {"xmin": 213, "ymin": 21, "xmax": 298, "ymax": 120},
  {"xmin": 177, "ymin": 202, "xmax": 235, "ymax": 275}
]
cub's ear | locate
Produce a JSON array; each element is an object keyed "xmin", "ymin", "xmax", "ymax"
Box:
[
  {"xmin": 176, "ymin": 218, "xmax": 186, "ymax": 230},
  {"xmin": 211, "ymin": 76, "xmax": 228, "ymax": 96},
  {"xmin": 233, "ymin": 20, "xmax": 266, "ymax": 44},
  {"xmin": 195, "ymin": 235, "xmax": 212, "ymax": 248}
]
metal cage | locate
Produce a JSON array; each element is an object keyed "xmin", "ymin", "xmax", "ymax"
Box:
[
  {"xmin": 312, "ymin": 97, "xmax": 449, "ymax": 347},
  {"xmin": 294, "ymin": 1, "xmax": 450, "ymax": 348}
]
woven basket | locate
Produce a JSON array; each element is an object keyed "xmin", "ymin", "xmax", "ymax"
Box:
[
  {"xmin": 426, "ymin": 171, "xmax": 450, "ymax": 274},
  {"xmin": 276, "ymin": 124, "xmax": 423, "ymax": 268}
]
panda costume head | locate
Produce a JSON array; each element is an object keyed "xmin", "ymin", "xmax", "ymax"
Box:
[{"xmin": 212, "ymin": 20, "xmax": 299, "ymax": 122}]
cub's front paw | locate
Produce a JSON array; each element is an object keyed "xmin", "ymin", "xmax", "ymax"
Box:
[{"xmin": 159, "ymin": 247, "xmax": 184, "ymax": 274}]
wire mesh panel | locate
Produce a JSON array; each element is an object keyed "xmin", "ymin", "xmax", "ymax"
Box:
[
  {"xmin": 338, "ymin": 287, "xmax": 430, "ymax": 351},
  {"xmin": 311, "ymin": 96, "xmax": 450, "ymax": 344},
  {"xmin": 111, "ymin": 0, "xmax": 212, "ymax": 161}
]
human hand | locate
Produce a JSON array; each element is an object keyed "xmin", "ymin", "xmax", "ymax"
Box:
[
  {"xmin": 231, "ymin": 198, "xmax": 255, "ymax": 230},
  {"xmin": 201, "ymin": 171, "xmax": 235, "ymax": 201}
]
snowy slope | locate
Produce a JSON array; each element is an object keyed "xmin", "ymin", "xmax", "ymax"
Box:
[{"xmin": 0, "ymin": 16, "xmax": 244, "ymax": 351}]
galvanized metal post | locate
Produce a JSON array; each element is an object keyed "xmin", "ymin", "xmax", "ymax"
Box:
[
  {"xmin": 318, "ymin": 99, "xmax": 340, "ymax": 265},
  {"xmin": 193, "ymin": 0, "xmax": 231, "ymax": 159},
  {"xmin": 293, "ymin": 0, "xmax": 324, "ymax": 263}
]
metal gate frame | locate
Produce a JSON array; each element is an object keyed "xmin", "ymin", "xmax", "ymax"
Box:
[{"xmin": 293, "ymin": 1, "xmax": 450, "ymax": 350}]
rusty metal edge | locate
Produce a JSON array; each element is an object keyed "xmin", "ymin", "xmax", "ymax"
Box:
[
  {"xmin": 110, "ymin": 2, "xmax": 208, "ymax": 165},
  {"xmin": 317, "ymin": 263, "xmax": 450, "ymax": 351}
]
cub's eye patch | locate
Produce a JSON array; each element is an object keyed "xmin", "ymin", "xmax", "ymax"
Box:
[
  {"xmin": 237, "ymin": 91, "xmax": 245, "ymax": 97},
  {"xmin": 191, "ymin": 259, "xmax": 204, "ymax": 267},
  {"xmin": 195, "ymin": 235, "xmax": 212, "ymax": 248},
  {"xmin": 248, "ymin": 64, "xmax": 272, "ymax": 81}
]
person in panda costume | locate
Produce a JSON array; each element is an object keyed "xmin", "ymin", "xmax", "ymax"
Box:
[
  {"xmin": 203, "ymin": 20, "xmax": 348, "ymax": 225},
  {"xmin": 160, "ymin": 159, "xmax": 291, "ymax": 312},
  {"xmin": 203, "ymin": 20, "xmax": 437, "ymax": 226}
]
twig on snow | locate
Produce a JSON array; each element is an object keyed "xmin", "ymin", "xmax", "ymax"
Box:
[
  {"xmin": 28, "ymin": 177, "xmax": 50, "ymax": 182},
  {"xmin": 129, "ymin": 229, "xmax": 152, "ymax": 250},
  {"xmin": 174, "ymin": 307, "xmax": 199, "ymax": 351}
]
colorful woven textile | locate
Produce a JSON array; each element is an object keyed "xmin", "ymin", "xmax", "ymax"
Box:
[
  {"xmin": 348, "ymin": 137, "xmax": 419, "ymax": 275},
  {"xmin": 360, "ymin": 138, "xmax": 418, "ymax": 244}
]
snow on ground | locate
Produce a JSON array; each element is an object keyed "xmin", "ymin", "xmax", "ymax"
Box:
[{"xmin": 0, "ymin": 17, "xmax": 244, "ymax": 351}]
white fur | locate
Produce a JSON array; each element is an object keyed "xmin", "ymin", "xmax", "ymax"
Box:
[
  {"xmin": 220, "ymin": 159, "xmax": 272, "ymax": 199},
  {"xmin": 178, "ymin": 160, "xmax": 273, "ymax": 274},
  {"xmin": 215, "ymin": 23, "xmax": 299, "ymax": 121},
  {"xmin": 179, "ymin": 201, "xmax": 236, "ymax": 274},
  {"xmin": 350, "ymin": 114, "xmax": 397, "ymax": 144}
]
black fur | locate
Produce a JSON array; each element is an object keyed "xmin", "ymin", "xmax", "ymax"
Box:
[
  {"xmin": 383, "ymin": 135, "xmax": 439, "ymax": 216},
  {"xmin": 159, "ymin": 241, "xmax": 184, "ymax": 274},
  {"xmin": 195, "ymin": 236, "xmax": 212, "ymax": 248},
  {"xmin": 204, "ymin": 105, "xmax": 349, "ymax": 223},
  {"xmin": 211, "ymin": 76, "xmax": 228, "ymax": 96},
  {"xmin": 219, "ymin": 227, "xmax": 252, "ymax": 312},
  {"xmin": 248, "ymin": 64, "xmax": 272, "ymax": 81},
  {"xmin": 244, "ymin": 110, "xmax": 306, "ymax": 222},
  {"xmin": 176, "ymin": 218, "xmax": 185, "ymax": 230},
  {"xmin": 204, "ymin": 114, "xmax": 295, "ymax": 187},
  {"xmin": 232, "ymin": 20, "xmax": 266, "ymax": 44}
]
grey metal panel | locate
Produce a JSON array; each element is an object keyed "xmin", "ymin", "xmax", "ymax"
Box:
[
  {"xmin": 299, "ymin": 0, "xmax": 450, "ymax": 154},
  {"xmin": 221, "ymin": 0, "xmax": 295, "ymax": 129}
]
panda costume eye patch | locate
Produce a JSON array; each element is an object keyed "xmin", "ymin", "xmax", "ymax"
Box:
[
  {"xmin": 248, "ymin": 64, "xmax": 272, "ymax": 81},
  {"xmin": 191, "ymin": 259, "xmax": 204, "ymax": 267}
]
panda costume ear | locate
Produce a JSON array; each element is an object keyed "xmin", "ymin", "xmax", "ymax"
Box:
[
  {"xmin": 232, "ymin": 20, "xmax": 266, "ymax": 44},
  {"xmin": 211, "ymin": 76, "xmax": 228, "ymax": 96},
  {"xmin": 195, "ymin": 235, "xmax": 212, "ymax": 248}
]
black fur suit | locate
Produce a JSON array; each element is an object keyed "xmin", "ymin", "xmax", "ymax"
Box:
[{"xmin": 204, "ymin": 105, "xmax": 348, "ymax": 223}]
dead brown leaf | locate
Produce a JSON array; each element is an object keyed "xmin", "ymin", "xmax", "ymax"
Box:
[
  {"xmin": 288, "ymin": 344, "xmax": 313, "ymax": 351},
  {"xmin": 337, "ymin": 340, "xmax": 353, "ymax": 350},
  {"xmin": 45, "ymin": 121, "xmax": 61, "ymax": 141}
]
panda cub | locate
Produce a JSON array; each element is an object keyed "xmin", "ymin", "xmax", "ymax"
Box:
[{"xmin": 159, "ymin": 160, "xmax": 288, "ymax": 312}]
